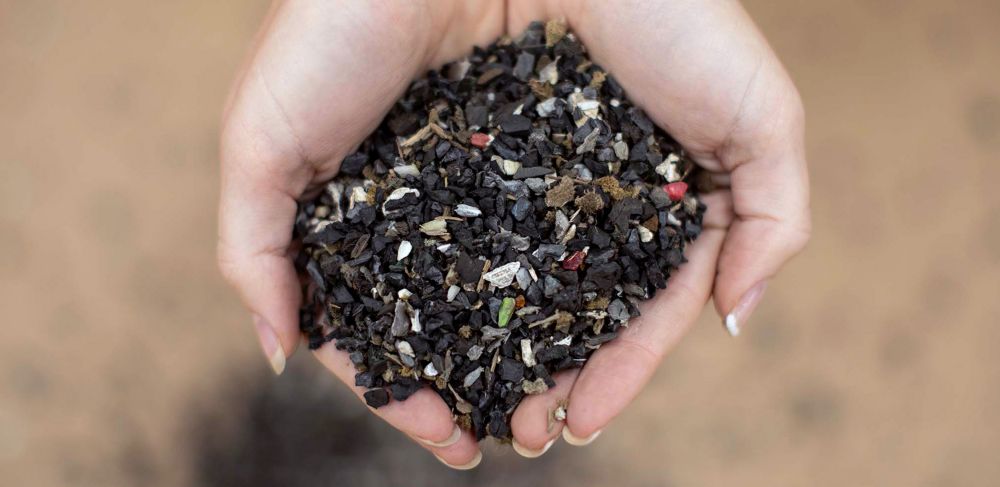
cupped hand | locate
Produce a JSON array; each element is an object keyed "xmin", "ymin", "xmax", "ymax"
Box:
[
  {"xmin": 218, "ymin": 0, "xmax": 809, "ymax": 468},
  {"xmin": 505, "ymin": 0, "xmax": 810, "ymax": 454}
]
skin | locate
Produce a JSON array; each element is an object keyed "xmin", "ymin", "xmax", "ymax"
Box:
[{"xmin": 218, "ymin": 0, "xmax": 810, "ymax": 468}]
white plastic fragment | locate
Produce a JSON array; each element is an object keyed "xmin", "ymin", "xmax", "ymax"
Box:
[
  {"xmin": 454, "ymin": 204, "xmax": 482, "ymax": 218},
  {"xmin": 521, "ymin": 339, "xmax": 536, "ymax": 367},
  {"xmin": 463, "ymin": 367, "xmax": 484, "ymax": 388},
  {"xmin": 394, "ymin": 164, "xmax": 420, "ymax": 178},
  {"xmin": 536, "ymin": 97, "xmax": 558, "ymax": 117},
  {"xmin": 539, "ymin": 59, "xmax": 559, "ymax": 85},
  {"xmin": 410, "ymin": 309, "xmax": 422, "ymax": 333},
  {"xmin": 483, "ymin": 261, "xmax": 521, "ymax": 288},
  {"xmin": 554, "ymin": 336, "xmax": 572, "ymax": 346},
  {"xmin": 576, "ymin": 99, "xmax": 600, "ymax": 119},
  {"xmin": 502, "ymin": 159, "xmax": 522, "ymax": 176},
  {"xmin": 397, "ymin": 240, "xmax": 413, "ymax": 261},
  {"xmin": 612, "ymin": 139, "xmax": 629, "ymax": 161},
  {"xmin": 554, "ymin": 405, "xmax": 567, "ymax": 421},
  {"xmin": 554, "ymin": 210, "xmax": 570, "ymax": 239},
  {"xmin": 423, "ymin": 362, "xmax": 439, "ymax": 377},
  {"xmin": 420, "ymin": 218, "xmax": 449, "ymax": 236},
  {"xmin": 396, "ymin": 340, "xmax": 415, "ymax": 358},
  {"xmin": 349, "ymin": 186, "xmax": 368, "ymax": 205},
  {"xmin": 655, "ymin": 153, "xmax": 682, "ymax": 182},
  {"xmin": 560, "ymin": 224, "xmax": 577, "ymax": 245},
  {"xmin": 637, "ymin": 225, "xmax": 654, "ymax": 243},
  {"xmin": 382, "ymin": 187, "xmax": 420, "ymax": 215}
]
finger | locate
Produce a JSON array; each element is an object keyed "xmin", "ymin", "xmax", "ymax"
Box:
[
  {"xmin": 217, "ymin": 1, "xmax": 440, "ymax": 373},
  {"xmin": 405, "ymin": 431, "xmax": 483, "ymax": 470},
  {"xmin": 564, "ymin": 193, "xmax": 731, "ymax": 439},
  {"xmin": 217, "ymin": 140, "xmax": 311, "ymax": 374},
  {"xmin": 544, "ymin": 0, "xmax": 810, "ymax": 332},
  {"xmin": 505, "ymin": 0, "xmax": 563, "ymax": 34},
  {"xmin": 510, "ymin": 369, "xmax": 578, "ymax": 457},
  {"xmin": 312, "ymin": 344, "xmax": 482, "ymax": 464},
  {"xmin": 712, "ymin": 119, "xmax": 810, "ymax": 335}
]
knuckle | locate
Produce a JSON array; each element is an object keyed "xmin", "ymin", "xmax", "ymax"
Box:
[
  {"xmin": 216, "ymin": 244, "xmax": 244, "ymax": 286},
  {"xmin": 786, "ymin": 215, "xmax": 812, "ymax": 254}
]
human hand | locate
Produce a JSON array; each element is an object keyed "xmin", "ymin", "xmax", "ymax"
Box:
[
  {"xmin": 502, "ymin": 0, "xmax": 810, "ymax": 455},
  {"xmin": 218, "ymin": 0, "xmax": 809, "ymax": 468},
  {"xmin": 217, "ymin": 0, "xmax": 507, "ymax": 469}
]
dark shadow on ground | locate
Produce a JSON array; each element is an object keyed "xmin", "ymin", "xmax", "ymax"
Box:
[{"xmin": 185, "ymin": 356, "xmax": 605, "ymax": 487}]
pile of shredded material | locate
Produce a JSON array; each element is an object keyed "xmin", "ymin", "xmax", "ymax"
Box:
[{"xmin": 294, "ymin": 20, "xmax": 705, "ymax": 440}]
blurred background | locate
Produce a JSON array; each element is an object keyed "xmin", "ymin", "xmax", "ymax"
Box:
[{"xmin": 2, "ymin": 0, "xmax": 999, "ymax": 485}]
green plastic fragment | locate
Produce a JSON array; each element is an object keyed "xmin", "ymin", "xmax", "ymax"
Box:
[{"xmin": 498, "ymin": 297, "xmax": 515, "ymax": 328}]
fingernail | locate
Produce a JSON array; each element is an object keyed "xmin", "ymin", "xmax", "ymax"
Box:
[
  {"xmin": 562, "ymin": 428, "xmax": 602, "ymax": 446},
  {"xmin": 253, "ymin": 314, "xmax": 285, "ymax": 375},
  {"xmin": 724, "ymin": 280, "xmax": 768, "ymax": 337},
  {"xmin": 512, "ymin": 437, "xmax": 556, "ymax": 458},
  {"xmin": 418, "ymin": 424, "xmax": 461, "ymax": 447},
  {"xmin": 435, "ymin": 450, "xmax": 482, "ymax": 470}
]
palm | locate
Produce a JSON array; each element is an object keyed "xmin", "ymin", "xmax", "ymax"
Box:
[
  {"xmin": 223, "ymin": 2, "xmax": 506, "ymax": 192},
  {"xmin": 220, "ymin": 0, "xmax": 808, "ymax": 467}
]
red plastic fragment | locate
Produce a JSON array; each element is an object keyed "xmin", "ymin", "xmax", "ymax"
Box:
[
  {"xmin": 664, "ymin": 182, "xmax": 688, "ymax": 201},
  {"xmin": 562, "ymin": 250, "xmax": 586, "ymax": 271},
  {"xmin": 470, "ymin": 132, "xmax": 491, "ymax": 149}
]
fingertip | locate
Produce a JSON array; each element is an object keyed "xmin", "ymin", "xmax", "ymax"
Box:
[
  {"xmin": 512, "ymin": 437, "xmax": 556, "ymax": 458},
  {"xmin": 712, "ymin": 217, "xmax": 807, "ymax": 318},
  {"xmin": 562, "ymin": 427, "xmax": 601, "ymax": 446},
  {"xmin": 312, "ymin": 344, "xmax": 459, "ymax": 444},
  {"xmin": 371, "ymin": 389, "xmax": 458, "ymax": 441},
  {"xmin": 218, "ymin": 246, "xmax": 303, "ymax": 366},
  {"xmin": 510, "ymin": 370, "xmax": 578, "ymax": 451},
  {"xmin": 566, "ymin": 342, "xmax": 650, "ymax": 438},
  {"xmin": 252, "ymin": 314, "xmax": 287, "ymax": 375},
  {"xmin": 435, "ymin": 448, "xmax": 482, "ymax": 471},
  {"xmin": 721, "ymin": 279, "xmax": 768, "ymax": 336},
  {"xmin": 423, "ymin": 429, "xmax": 482, "ymax": 470},
  {"xmin": 419, "ymin": 424, "xmax": 462, "ymax": 448}
]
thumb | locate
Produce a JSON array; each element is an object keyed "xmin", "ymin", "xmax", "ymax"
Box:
[
  {"xmin": 217, "ymin": 126, "xmax": 312, "ymax": 375},
  {"xmin": 713, "ymin": 99, "xmax": 811, "ymax": 336}
]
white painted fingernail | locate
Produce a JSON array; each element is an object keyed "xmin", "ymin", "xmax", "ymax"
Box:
[
  {"xmin": 562, "ymin": 428, "xmax": 601, "ymax": 446},
  {"xmin": 512, "ymin": 437, "xmax": 556, "ymax": 458},
  {"xmin": 723, "ymin": 280, "xmax": 768, "ymax": 337},
  {"xmin": 253, "ymin": 314, "xmax": 285, "ymax": 375},
  {"xmin": 419, "ymin": 424, "xmax": 461, "ymax": 447},
  {"xmin": 725, "ymin": 314, "xmax": 741, "ymax": 337},
  {"xmin": 435, "ymin": 449, "xmax": 482, "ymax": 470}
]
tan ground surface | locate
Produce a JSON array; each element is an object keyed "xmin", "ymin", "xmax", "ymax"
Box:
[{"xmin": 2, "ymin": 1, "xmax": 999, "ymax": 485}]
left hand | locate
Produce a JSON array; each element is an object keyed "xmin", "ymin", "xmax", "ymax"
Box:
[{"xmin": 503, "ymin": 0, "xmax": 811, "ymax": 456}]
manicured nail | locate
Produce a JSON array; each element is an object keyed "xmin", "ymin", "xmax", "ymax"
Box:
[
  {"xmin": 512, "ymin": 437, "xmax": 556, "ymax": 458},
  {"xmin": 435, "ymin": 450, "xmax": 482, "ymax": 470},
  {"xmin": 419, "ymin": 424, "xmax": 461, "ymax": 447},
  {"xmin": 253, "ymin": 314, "xmax": 285, "ymax": 375},
  {"xmin": 724, "ymin": 280, "xmax": 768, "ymax": 337},
  {"xmin": 562, "ymin": 428, "xmax": 601, "ymax": 446}
]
